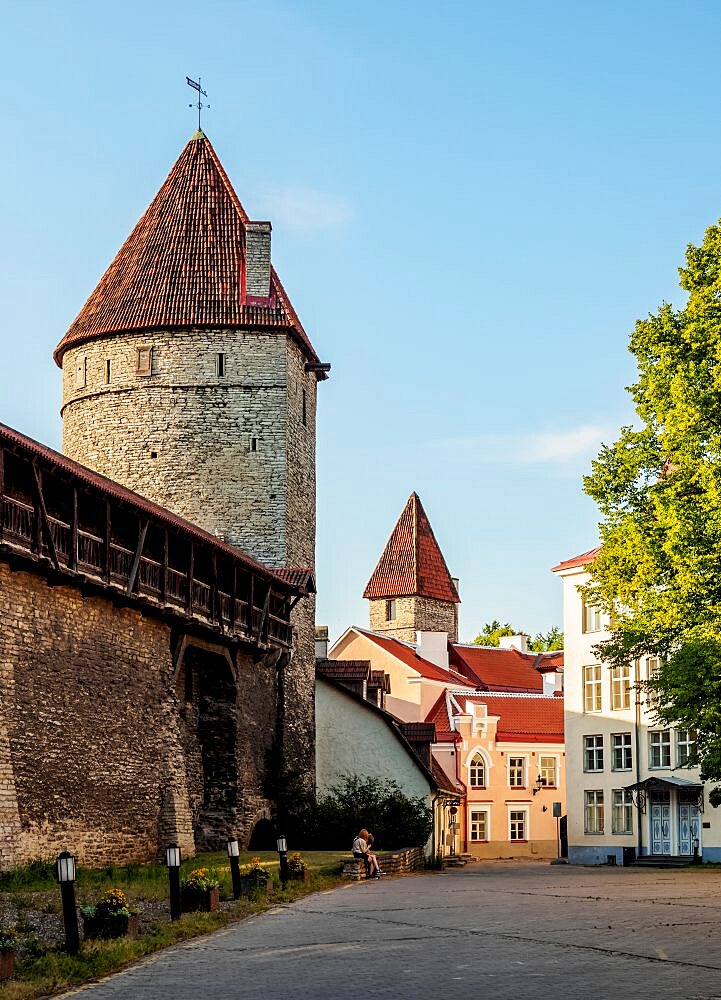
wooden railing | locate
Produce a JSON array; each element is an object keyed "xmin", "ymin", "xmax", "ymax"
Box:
[{"xmin": 0, "ymin": 494, "xmax": 293, "ymax": 647}]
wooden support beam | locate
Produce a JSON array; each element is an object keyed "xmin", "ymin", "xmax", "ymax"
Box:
[
  {"xmin": 32, "ymin": 464, "xmax": 59, "ymax": 570},
  {"xmin": 288, "ymin": 594, "xmax": 303, "ymax": 613},
  {"xmin": 161, "ymin": 529, "xmax": 168, "ymax": 602},
  {"xmin": 70, "ymin": 487, "xmax": 78, "ymax": 570},
  {"xmin": 256, "ymin": 582, "xmax": 271, "ymax": 642},
  {"xmin": 104, "ymin": 501, "xmax": 112, "ymax": 582},
  {"xmin": 126, "ymin": 519, "xmax": 149, "ymax": 595},
  {"xmin": 186, "ymin": 542, "xmax": 194, "ymax": 614},
  {"xmin": 230, "ymin": 565, "xmax": 237, "ymax": 630}
]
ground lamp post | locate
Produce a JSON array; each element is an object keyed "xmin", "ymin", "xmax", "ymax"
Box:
[
  {"xmin": 56, "ymin": 851, "xmax": 80, "ymax": 955},
  {"xmin": 227, "ymin": 838, "xmax": 242, "ymax": 899},
  {"xmin": 277, "ymin": 835, "xmax": 289, "ymax": 887},
  {"xmin": 166, "ymin": 843, "xmax": 182, "ymax": 920}
]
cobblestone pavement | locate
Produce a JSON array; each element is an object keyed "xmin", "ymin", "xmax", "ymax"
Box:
[{"xmin": 64, "ymin": 862, "xmax": 721, "ymax": 999}]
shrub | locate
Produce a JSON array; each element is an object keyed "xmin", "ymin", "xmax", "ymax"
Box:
[
  {"xmin": 0, "ymin": 928, "xmax": 16, "ymax": 952},
  {"xmin": 182, "ymin": 868, "xmax": 220, "ymax": 894},
  {"xmin": 287, "ymin": 852, "xmax": 308, "ymax": 873},
  {"xmin": 311, "ymin": 776, "xmax": 432, "ymax": 850},
  {"xmin": 242, "ymin": 857, "xmax": 272, "ymax": 880}
]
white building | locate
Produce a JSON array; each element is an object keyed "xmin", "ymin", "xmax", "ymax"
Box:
[{"xmin": 553, "ymin": 547, "xmax": 721, "ymax": 864}]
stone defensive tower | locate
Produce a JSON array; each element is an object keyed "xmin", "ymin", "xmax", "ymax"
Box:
[
  {"xmin": 54, "ymin": 130, "xmax": 328, "ymax": 786},
  {"xmin": 363, "ymin": 493, "xmax": 460, "ymax": 642}
]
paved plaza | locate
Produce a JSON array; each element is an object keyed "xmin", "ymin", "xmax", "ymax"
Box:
[{"xmin": 66, "ymin": 862, "xmax": 721, "ymax": 999}]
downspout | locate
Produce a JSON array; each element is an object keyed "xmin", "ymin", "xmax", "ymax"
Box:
[
  {"xmin": 634, "ymin": 658, "xmax": 642, "ymax": 857},
  {"xmin": 454, "ymin": 736, "xmax": 464, "ymax": 852}
]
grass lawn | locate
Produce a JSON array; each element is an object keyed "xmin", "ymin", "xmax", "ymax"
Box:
[{"xmin": 0, "ymin": 850, "xmax": 350, "ymax": 999}]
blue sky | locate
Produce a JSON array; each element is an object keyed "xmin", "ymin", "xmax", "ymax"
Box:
[{"xmin": 3, "ymin": 0, "xmax": 720, "ymax": 643}]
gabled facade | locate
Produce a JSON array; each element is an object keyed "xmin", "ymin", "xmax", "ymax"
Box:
[{"xmin": 553, "ymin": 549, "xmax": 721, "ymax": 864}]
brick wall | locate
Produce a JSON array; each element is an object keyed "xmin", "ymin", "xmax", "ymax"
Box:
[{"xmin": 0, "ymin": 560, "xmax": 281, "ymax": 869}]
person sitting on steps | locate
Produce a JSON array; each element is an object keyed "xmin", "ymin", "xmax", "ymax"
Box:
[{"xmin": 352, "ymin": 828, "xmax": 384, "ymax": 878}]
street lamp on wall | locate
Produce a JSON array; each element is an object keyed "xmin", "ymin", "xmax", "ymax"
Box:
[
  {"xmin": 533, "ymin": 776, "xmax": 546, "ymax": 796},
  {"xmin": 56, "ymin": 851, "xmax": 80, "ymax": 955}
]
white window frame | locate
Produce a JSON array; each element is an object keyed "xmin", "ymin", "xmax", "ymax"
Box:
[
  {"xmin": 583, "ymin": 735, "xmax": 604, "ymax": 772},
  {"xmin": 538, "ymin": 755, "xmax": 558, "ymax": 788},
  {"xmin": 611, "ymin": 732, "xmax": 632, "ymax": 772},
  {"xmin": 584, "ymin": 789, "xmax": 604, "ymax": 835},
  {"xmin": 508, "ymin": 806, "xmax": 529, "ymax": 842},
  {"xmin": 469, "ymin": 753, "xmax": 486, "ymax": 789},
  {"xmin": 649, "ymin": 729, "xmax": 671, "ymax": 769},
  {"xmin": 610, "ymin": 664, "xmax": 631, "ymax": 711},
  {"xmin": 469, "ymin": 807, "xmax": 490, "ymax": 842},
  {"xmin": 611, "ymin": 789, "xmax": 634, "ymax": 835},
  {"xmin": 676, "ymin": 729, "xmax": 696, "ymax": 767},
  {"xmin": 508, "ymin": 756, "xmax": 526, "ymax": 788},
  {"xmin": 582, "ymin": 596, "xmax": 602, "ymax": 633},
  {"xmin": 583, "ymin": 665, "xmax": 602, "ymax": 713}
]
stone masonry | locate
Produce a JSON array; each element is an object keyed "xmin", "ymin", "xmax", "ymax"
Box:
[
  {"xmin": 0, "ymin": 561, "xmax": 282, "ymax": 869},
  {"xmin": 368, "ymin": 595, "xmax": 458, "ymax": 643}
]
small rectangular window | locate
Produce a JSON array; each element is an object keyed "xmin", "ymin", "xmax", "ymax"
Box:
[
  {"xmin": 610, "ymin": 664, "xmax": 632, "ymax": 710},
  {"xmin": 216, "ymin": 353, "xmax": 226, "ymax": 377},
  {"xmin": 508, "ymin": 757, "xmax": 525, "ymax": 787},
  {"xmin": 509, "ymin": 809, "xmax": 527, "ymax": 841},
  {"xmin": 386, "ymin": 599, "xmax": 397, "ymax": 621},
  {"xmin": 649, "ymin": 730, "xmax": 671, "ymax": 769},
  {"xmin": 75, "ymin": 356, "xmax": 87, "ymax": 388},
  {"xmin": 611, "ymin": 733, "xmax": 632, "ymax": 771},
  {"xmin": 105, "ymin": 358, "xmax": 111, "ymax": 384},
  {"xmin": 250, "ymin": 437, "xmax": 257, "ymax": 453},
  {"xmin": 676, "ymin": 729, "xmax": 697, "ymax": 767},
  {"xmin": 136, "ymin": 345, "xmax": 152, "ymax": 376},
  {"xmin": 583, "ymin": 665, "xmax": 602, "ymax": 712},
  {"xmin": 582, "ymin": 596, "xmax": 602, "ymax": 633},
  {"xmin": 302, "ymin": 388, "xmax": 307, "ymax": 426},
  {"xmin": 470, "ymin": 809, "xmax": 488, "ymax": 842},
  {"xmin": 584, "ymin": 790, "xmax": 604, "ymax": 834},
  {"xmin": 584, "ymin": 735, "xmax": 604, "ymax": 772},
  {"xmin": 612, "ymin": 789, "xmax": 633, "ymax": 834},
  {"xmin": 539, "ymin": 756, "xmax": 557, "ymax": 787}
]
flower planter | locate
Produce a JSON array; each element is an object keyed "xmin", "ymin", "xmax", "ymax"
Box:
[
  {"xmin": 288, "ymin": 869, "xmax": 311, "ymax": 882},
  {"xmin": 0, "ymin": 950, "xmax": 14, "ymax": 982},
  {"xmin": 83, "ymin": 913, "xmax": 140, "ymax": 940},
  {"xmin": 238, "ymin": 875, "xmax": 272, "ymax": 896},
  {"xmin": 181, "ymin": 887, "xmax": 220, "ymax": 913}
]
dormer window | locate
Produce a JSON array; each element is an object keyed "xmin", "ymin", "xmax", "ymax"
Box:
[
  {"xmin": 386, "ymin": 600, "xmax": 397, "ymax": 621},
  {"xmin": 136, "ymin": 345, "xmax": 152, "ymax": 376}
]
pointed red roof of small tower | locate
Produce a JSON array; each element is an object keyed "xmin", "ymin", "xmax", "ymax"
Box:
[
  {"xmin": 363, "ymin": 493, "xmax": 460, "ymax": 603},
  {"xmin": 54, "ymin": 130, "xmax": 320, "ymax": 366}
]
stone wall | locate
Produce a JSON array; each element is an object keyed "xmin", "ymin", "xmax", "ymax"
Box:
[
  {"xmin": 60, "ymin": 325, "xmax": 319, "ymax": 795},
  {"xmin": 0, "ymin": 560, "xmax": 280, "ymax": 870},
  {"xmin": 342, "ymin": 846, "xmax": 425, "ymax": 880},
  {"xmin": 368, "ymin": 595, "xmax": 457, "ymax": 643}
]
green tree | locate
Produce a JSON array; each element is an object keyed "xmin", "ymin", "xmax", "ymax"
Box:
[
  {"xmin": 472, "ymin": 621, "xmax": 563, "ymax": 651},
  {"xmin": 309, "ymin": 776, "xmax": 432, "ymax": 850},
  {"xmin": 584, "ymin": 219, "xmax": 721, "ymax": 798}
]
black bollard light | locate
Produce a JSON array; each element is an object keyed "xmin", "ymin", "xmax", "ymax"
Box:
[
  {"xmin": 227, "ymin": 838, "xmax": 241, "ymax": 899},
  {"xmin": 166, "ymin": 842, "xmax": 182, "ymax": 920},
  {"xmin": 277, "ymin": 834, "xmax": 289, "ymax": 888},
  {"xmin": 56, "ymin": 851, "xmax": 80, "ymax": 955}
]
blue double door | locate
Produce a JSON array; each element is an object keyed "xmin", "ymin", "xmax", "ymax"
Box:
[{"xmin": 649, "ymin": 792, "xmax": 700, "ymax": 856}]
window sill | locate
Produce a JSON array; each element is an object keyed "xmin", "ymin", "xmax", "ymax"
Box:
[
  {"xmin": 584, "ymin": 832, "xmax": 605, "ymax": 837},
  {"xmin": 509, "ymin": 839, "xmax": 528, "ymax": 844}
]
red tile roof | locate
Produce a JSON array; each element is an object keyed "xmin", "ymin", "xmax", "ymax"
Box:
[
  {"xmin": 427, "ymin": 692, "xmax": 564, "ymax": 744},
  {"xmin": 550, "ymin": 546, "xmax": 601, "ymax": 573},
  {"xmin": 426, "ymin": 692, "xmax": 460, "ymax": 742},
  {"xmin": 450, "ymin": 645, "xmax": 544, "ymax": 693},
  {"xmin": 399, "ymin": 722, "xmax": 437, "ymax": 743},
  {"xmin": 54, "ymin": 131, "xmax": 321, "ymax": 368},
  {"xmin": 0, "ymin": 421, "xmax": 305, "ymax": 592},
  {"xmin": 315, "ymin": 660, "xmax": 371, "ymax": 682},
  {"xmin": 363, "ymin": 493, "xmax": 459, "ymax": 603},
  {"xmin": 354, "ymin": 628, "xmax": 472, "ymax": 685}
]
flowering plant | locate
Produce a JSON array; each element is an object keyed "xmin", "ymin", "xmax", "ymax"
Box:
[
  {"xmin": 182, "ymin": 867, "xmax": 221, "ymax": 893},
  {"xmin": 0, "ymin": 928, "xmax": 16, "ymax": 952},
  {"xmin": 96, "ymin": 887, "xmax": 133, "ymax": 918},
  {"xmin": 287, "ymin": 852, "xmax": 308, "ymax": 873},
  {"xmin": 244, "ymin": 856, "xmax": 272, "ymax": 879}
]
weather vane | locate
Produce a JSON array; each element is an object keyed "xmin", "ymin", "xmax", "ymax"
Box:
[{"xmin": 186, "ymin": 76, "xmax": 210, "ymax": 130}]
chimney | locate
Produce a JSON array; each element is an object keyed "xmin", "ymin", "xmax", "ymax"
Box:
[
  {"xmin": 245, "ymin": 221, "xmax": 272, "ymax": 299},
  {"xmin": 315, "ymin": 625, "xmax": 329, "ymax": 661},
  {"xmin": 416, "ymin": 631, "xmax": 449, "ymax": 670},
  {"xmin": 452, "ymin": 577, "xmax": 460, "ymax": 597},
  {"xmin": 499, "ymin": 633, "xmax": 529, "ymax": 653}
]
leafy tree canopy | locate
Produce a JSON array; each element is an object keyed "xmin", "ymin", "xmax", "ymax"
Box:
[
  {"xmin": 584, "ymin": 219, "xmax": 721, "ymax": 794},
  {"xmin": 471, "ymin": 621, "xmax": 563, "ymax": 651}
]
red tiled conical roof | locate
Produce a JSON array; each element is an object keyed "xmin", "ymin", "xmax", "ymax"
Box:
[
  {"xmin": 363, "ymin": 493, "xmax": 460, "ymax": 603},
  {"xmin": 54, "ymin": 130, "xmax": 319, "ymax": 366}
]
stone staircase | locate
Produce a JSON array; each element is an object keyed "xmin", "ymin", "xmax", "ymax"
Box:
[{"xmin": 444, "ymin": 853, "xmax": 475, "ymax": 867}]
